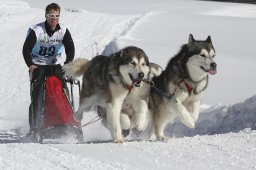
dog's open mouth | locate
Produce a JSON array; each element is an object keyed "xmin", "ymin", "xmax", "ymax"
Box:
[
  {"xmin": 200, "ymin": 66, "xmax": 217, "ymax": 75},
  {"xmin": 129, "ymin": 73, "xmax": 142, "ymax": 87}
]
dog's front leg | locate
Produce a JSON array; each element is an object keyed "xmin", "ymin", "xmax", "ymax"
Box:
[
  {"xmin": 106, "ymin": 102, "xmax": 124, "ymax": 143},
  {"xmin": 132, "ymin": 100, "xmax": 148, "ymax": 131},
  {"xmin": 187, "ymin": 101, "xmax": 200, "ymax": 122},
  {"xmin": 152, "ymin": 108, "xmax": 171, "ymax": 141},
  {"xmin": 170, "ymin": 98, "xmax": 195, "ymax": 128}
]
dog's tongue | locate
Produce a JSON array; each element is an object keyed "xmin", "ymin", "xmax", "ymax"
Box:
[
  {"xmin": 208, "ymin": 69, "xmax": 217, "ymax": 75},
  {"xmin": 133, "ymin": 80, "xmax": 141, "ymax": 87}
]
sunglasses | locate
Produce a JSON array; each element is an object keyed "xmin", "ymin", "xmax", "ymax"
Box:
[{"xmin": 46, "ymin": 14, "xmax": 60, "ymax": 19}]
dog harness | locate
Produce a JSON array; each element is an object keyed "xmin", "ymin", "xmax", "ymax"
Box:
[
  {"xmin": 178, "ymin": 79, "xmax": 194, "ymax": 95},
  {"xmin": 148, "ymin": 76, "xmax": 208, "ymax": 99}
]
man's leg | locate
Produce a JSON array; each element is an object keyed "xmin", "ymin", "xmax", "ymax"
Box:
[
  {"xmin": 26, "ymin": 104, "xmax": 33, "ymax": 136},
  {"xmin": 29, "ymin": 68, "xmax": 45, "ymax": 133}
]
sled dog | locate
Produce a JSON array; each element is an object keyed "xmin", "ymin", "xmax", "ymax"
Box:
[
  {"xmin": 63, "ymin": 46, "xmax": 150, "ymax": 142},
  {"xmin": 149, "ymin": 34, "xmax": 217, "ymax": 140},
  {"xmin": 100, "ymin": 63, "xmax": 163, "ymax": 137}
]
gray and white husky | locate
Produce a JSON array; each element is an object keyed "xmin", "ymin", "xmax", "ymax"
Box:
[
  {"xmin": 63, "ymin": 46, "xmax": 150, "ymax": 143},
  {"xmin": 149, "ymin": 34, "xmax": 217, "ymax": 141}
]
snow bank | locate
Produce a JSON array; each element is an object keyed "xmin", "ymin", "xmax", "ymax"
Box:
[
  {"xmin": 201, "ymin": 5, "xmax": 256, "ymax": 18},
  {"xmin": 165, "ymin": 95, "xmax": 256, "ymax": 137}
]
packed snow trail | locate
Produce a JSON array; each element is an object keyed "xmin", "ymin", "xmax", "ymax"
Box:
[{"xmin": 1, "ymin": 130, "xmax": 256, "ymax": 170}]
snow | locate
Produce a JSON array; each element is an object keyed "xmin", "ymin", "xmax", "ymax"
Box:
[{"xmin": 0, "ymin": 0, "xmax": 256, "ymax": 169}]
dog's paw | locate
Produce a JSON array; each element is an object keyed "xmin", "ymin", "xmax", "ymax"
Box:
[
  {"xmin": 114, "ymin": 138, "xmax": 125, "ymax": 143},
  {"xmin": 112, "ymin": 132, "xmax": 125, "ymax": 143},
  {"xmin": 148, "ymin": 134, "xmax": 156, "ymax": 141},
  {"xmin": 135, "ymin": 118, "xmax": 147, "ymax": 131},
  {"xmin": 157, "ymin": 135, "xmax": 169, "ymax": 142},
  {"xmin": 73, "ymin": 112, "xmax": 83, "ymax": 122},
  {"xmin": 186, "ymin": 120, "xmax": 195, "ymax": 129},
  {"xmin": 182, "ymin": 116, "xmax": 195, "ymax": 128}
]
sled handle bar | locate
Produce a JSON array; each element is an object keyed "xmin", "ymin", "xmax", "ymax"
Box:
[{"xmin": 63, "ymin": 78, "xmax": 81, "ymax": 110}]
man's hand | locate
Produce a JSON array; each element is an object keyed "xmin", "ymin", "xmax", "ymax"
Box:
[{"xmin": 29, "ymin": 65, "xmax": 37, "ymax": 72}]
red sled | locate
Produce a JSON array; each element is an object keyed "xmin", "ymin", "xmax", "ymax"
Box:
[
  {"xmin": 44, "ymin": 76, "xmax": 78, "ymax": 128},
  {"xmin": 32, "ymin": 76, "xmax": 83, "ymax": 143}
]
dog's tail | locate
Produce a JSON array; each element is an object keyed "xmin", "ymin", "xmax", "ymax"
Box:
[{"xmin": 63, "ymin": 58, "xmax": 90, "ymax": 79}]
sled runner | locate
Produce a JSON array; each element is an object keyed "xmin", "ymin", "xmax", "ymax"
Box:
[
  {"xmin": 30, "ymin": 76, "xmax": 83, "ymax": 143},
  {"xmin": 0, "ymin": 130, "xmax": 21, "ymax": 143}
]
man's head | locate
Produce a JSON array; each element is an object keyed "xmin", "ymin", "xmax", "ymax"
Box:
[{"xmin": 45, "ymin": 3, "xmax": 61, "ymax": 30}]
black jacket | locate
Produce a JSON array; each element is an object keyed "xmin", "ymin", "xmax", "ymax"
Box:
[{"xmin": 22, "ymin": 21, "xmax": 75, "ymax": 67}]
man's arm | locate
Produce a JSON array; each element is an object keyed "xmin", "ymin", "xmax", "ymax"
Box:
[
  {"xmin": 63, "ymin": 29, "xmax": 75, "ymax": 64},
  {"xmin": 22, "ymin": 30, "xmax": 36, "ymax": 67}
]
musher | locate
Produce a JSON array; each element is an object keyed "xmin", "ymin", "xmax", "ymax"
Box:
[{"xmin": 22, "ymin": 3, "xmax": 75, "ymax": 136}]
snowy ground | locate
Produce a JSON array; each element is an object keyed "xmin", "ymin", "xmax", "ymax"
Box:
[
  {"xmin": 1, "ymin": 130, "xmax": 256, "ymax": 170},
  {"xmin": 0, "ymin": 0, "xmax": 256, "ymax": 169}
]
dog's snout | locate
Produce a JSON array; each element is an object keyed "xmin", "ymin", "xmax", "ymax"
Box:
[
  {"xmin": 138, "ymin": 72, "xmax": 144, "ymax": 79},
  {"xmin": 210, "ymin": 62, "xmax": 217, "ymax": 69}
]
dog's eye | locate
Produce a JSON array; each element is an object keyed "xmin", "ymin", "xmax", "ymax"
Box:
[
  {"xmin": 212, "ymin": 54, "xmax": 215, "ymax": 58},
  {"xmin": 131, "ymin": 61, "xmax": 136, "ymax": 66},
  {"xmin": 200, "ymin": 54, "xmax": 206, "ymax": 58},
  {"xmin": 142, "ymin": 63, "xmax": 146, "ymax": 66}
]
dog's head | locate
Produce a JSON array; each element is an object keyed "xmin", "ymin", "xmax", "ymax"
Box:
[
  {"xmin": 117, "ymin": 46, "xmax": 150, "ymax": 87},
  {"xmin": 186, "ymin": 34, "xmax": 217, "ymax": 78}
]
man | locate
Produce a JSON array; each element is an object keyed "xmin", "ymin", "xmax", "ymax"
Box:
[{"xmin": 22, "ymin": 3, "xmax": 75, "ymax": 136}]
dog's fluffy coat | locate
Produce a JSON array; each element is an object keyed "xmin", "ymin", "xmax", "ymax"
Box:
[
  {"xmin": 63, "ymin": 46, "xmax": 150, "ymax": 142},
  {"xmin": 149, "ymin": 34, "xmax": 217, "ymax": 140}
]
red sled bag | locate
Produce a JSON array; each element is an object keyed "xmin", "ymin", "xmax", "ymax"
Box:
[{"xmin": 44, "ymin": 76, "xmax": 79, "ymax": 128}]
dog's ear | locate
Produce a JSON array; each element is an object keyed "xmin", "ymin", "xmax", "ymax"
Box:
[
  {"xmin": 120, "ymin": 48, "xmax": 127, "ymax": 57},
  {"xmin": 205, "ymin": 35, "xmax": 212, "ymax": 43},
  {"xmin": 149, "ymin": 63, "xmax": 163, "ymax": 78},
  {"xmin": 188, "ymin": 34, "xmax": 195, "ymax": 44}
]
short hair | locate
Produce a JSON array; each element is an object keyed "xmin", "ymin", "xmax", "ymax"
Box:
[{"xmin": 45, "ymin": 3, "xmax": 61, "ymax": 14}]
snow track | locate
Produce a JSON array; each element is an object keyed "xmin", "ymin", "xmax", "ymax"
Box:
[
  {"xmin": 0, "ymin": 143, "xmax": 133, "ymax": 170},
  {"xmin": 1, "ymin": 131, "xmax": 255, "ymax": 170}
]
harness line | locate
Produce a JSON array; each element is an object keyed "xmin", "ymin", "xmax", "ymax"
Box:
[{"xmin": 80, "ymin": 116, "xmax": 103, "ymax": 128}]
